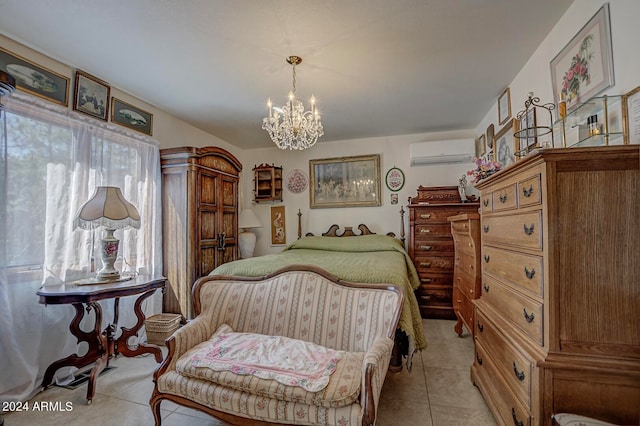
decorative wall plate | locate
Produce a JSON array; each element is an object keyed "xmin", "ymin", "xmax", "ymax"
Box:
[
  {"xmin": 385, "ymin": 167, "xmax": 405, "ymax": 192},
  {"xmin": 285, "ymin": 168, "xmax": 308, "ymax": 194}
]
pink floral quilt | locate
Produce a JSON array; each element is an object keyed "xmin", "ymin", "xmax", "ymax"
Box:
[{"xmin": 187, "ymin": 326, "xmax": 343, "ymax": 392}]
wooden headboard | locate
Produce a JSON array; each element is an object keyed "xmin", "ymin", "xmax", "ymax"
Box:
[{"xmin": 297, "ymin": 207, "xmax": 405, "ymax": 243}]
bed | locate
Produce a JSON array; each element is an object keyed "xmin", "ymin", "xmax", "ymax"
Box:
[{"xmin": 209, "ymin": 223, "xmax": 427, "ymax": 370}]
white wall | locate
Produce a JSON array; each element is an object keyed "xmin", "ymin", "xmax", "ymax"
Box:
[
  {"xmin": 241, "ymin": 129, "xmax": 476, "ymax": 256},
  {"xmin": 475, "ymin": 0, "xmax": 640, "ymax": 146}
]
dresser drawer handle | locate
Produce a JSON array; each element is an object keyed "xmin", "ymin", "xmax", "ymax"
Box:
[
  {"xmin": 477, "ymin": 321, "xmax": 484, "ymax": 332},
  {"xmin": 483, "ymin": 284, "xmax": 489, "ymax": 293},
  {"xmin": 483, "ymin": 225, "xmax": 489, "ymax": 233},
  {"xmin": 499, "ymin": 194, "xmax": 508, "ymax": 203},
  {"xmin": 483, "ymin": 199, "xmax": 489, "ymax": 207},
  {"xmin": 476, "ymin": 354, "xmax": 483, "ymax": 365},
  {"xmin": 512, "ymin": 408, "xmax": 524, "ymax": 426},
  {"xmin": 420, "ymin": 262, "xmax": 432, "ymax": 268},
  {"xmin": 484, "ymin": 254, "xmax": 490, "ymax": 263},
  {"xmin": 523, "ymin": 223, "xmax": 535, "ymax": 235},
  {"xmin": 522, "ymin": 185, "xmax": 534, "ymax": 197},
  {"xmin": 420, "ymin": 213, "xmax": 432, "ymax": 219},
  {"xmin": 420, "ymin": 245, "xmax": 432, "ymax": 251},
  {"xmin": 523, "ymin": 308, "xmax": 535, "ymax": 323},
  {"xmin": 524, "ymin": 266, "xmax": 536, "ymax": 279},
  {"xmin": 421, "ymin": 278, "xmax": 432, "ymax": 284},
  {"xmin": 420, "ymin": 228, "xmax": 431, "ymax": 234},
  {"xmin": 420, "ymin": 295, "xmax": 431, "ymax": 301},
  {"xmin": 513, "ymin": 362, "xmax": 525, "ymax": 381}
]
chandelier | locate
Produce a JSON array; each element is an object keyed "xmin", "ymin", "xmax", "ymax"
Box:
[{"xmin": 262, "ymin": 56, "xmax": 324, "ymax": 150}]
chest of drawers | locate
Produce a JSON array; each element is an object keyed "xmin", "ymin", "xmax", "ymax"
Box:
[
  {"xmin": 408, "ymin": 186, "xmax": 478, "ymax": 319},
  {"xmin": 472, "ymin": 146, "xmax": 640, "ymax": 426},
  {"xmin": 448, "ymin": 213, "xmax": 481, "ymax": 337}
]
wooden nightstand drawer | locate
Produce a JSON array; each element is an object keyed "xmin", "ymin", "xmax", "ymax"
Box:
[
  {"xmin": 414, "ymin": 256, "xmax": 454, "ymax": 272},
  {"xmin": 475, "ymin": 309, "xmax": 532, "ymax": 408},
  {"xmin": 452, "ymin": 233, "xmax": 475, "ymax": 256},
  {"xmin": 482, "ymin": 246, "xmax": 543, "ymax": 297},
  {"xmin": 413, "ymin": 209, "xmax": 457, "ymax": 223},
  {"xmin": 481, "ymin": 276, "xmax": 543, "ymax": 346},
  {"xmin": 415, "ymin": 223, "xmax": 453, "ymax": 238},
  {"xmin": 414, "ymin": 239, "xmax": 454, "ymax": 254},
  {"xmin": 492, "ymin": 183, "xmax": 517, "ymax": 211},
  {"xmin": 473, "ymin": 340, "xmax": 531, "ymax": 426},
  {"xmin": 517, "ymin": 174, "xmax": 542, "ymax": 208},
  {"xmin": 455, "ymin": 251, "xmax": 478, "ymax": 278},
  {"xmin": 482, "ymin": 211, "xmax": 542, "ymax": 250}
]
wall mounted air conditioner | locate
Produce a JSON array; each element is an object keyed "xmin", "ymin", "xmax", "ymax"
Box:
[{"xmin": 409, "ymin": 139, "xmax": 475, "ymax": 166}]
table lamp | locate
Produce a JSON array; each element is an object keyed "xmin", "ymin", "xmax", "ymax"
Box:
[
  {"xmin": 74, "ymin": 186, "xmax": 140, "ymax": 281},
  {"xmin": 238, "ymin": 209, "xmax": 262, "ymax": 258}
]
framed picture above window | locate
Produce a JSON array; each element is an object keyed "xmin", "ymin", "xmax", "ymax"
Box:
[
  {"xmin": 309, "ymin": 154, "xmax": 381, "ymax": 208},
  {"xmin": 0, "ymin": 47, "xmax": 70, "ymax": 106},
  {"xmin": 73, "ymin": 70, "xmax": 110, "ymax": 121},
  {"xmin": 111, "ymin": 98, "xmax": 153, "ymax": 136}
]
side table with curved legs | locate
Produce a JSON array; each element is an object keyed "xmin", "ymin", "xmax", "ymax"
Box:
[{"xmin": 37, "ymin": 275, "xmax": 167, "ymax": 404}]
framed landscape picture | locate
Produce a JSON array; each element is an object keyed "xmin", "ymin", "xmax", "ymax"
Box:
[
  {"xmin": 73, "ymin": 70, "xmax": 110, "ymax": 121},
  {"xmin": 498, "ymin": 87, "xmax": 511, "ymax": 125},
  {"xmin": 111, "ymin": 98, "xmax": 153, "ymax": 136},
  {"xmin": 0, "ymin": 47, "xmax": 69, "ymax": 106},
  {"xmin": 309, "ymin": 154, "xmax": 381, "ymax": 208}
]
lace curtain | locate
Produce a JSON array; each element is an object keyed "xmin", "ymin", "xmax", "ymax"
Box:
[{"xmin": 0, "ymin": 92, "xmax": 163, "ymax": 402}]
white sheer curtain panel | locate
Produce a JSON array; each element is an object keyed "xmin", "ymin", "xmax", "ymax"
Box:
[{"xmin": 0, "ymin": 92, "xmax": 163, "ymax": 403}]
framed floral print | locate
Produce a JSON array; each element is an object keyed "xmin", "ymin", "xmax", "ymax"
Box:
[
  {"xmin": 385, "ymin": 167, "xmax": 405, "ymax": 192},
  {"xmin": 550, "ymin": 3, "xmax": 614, "ymax": 112}
]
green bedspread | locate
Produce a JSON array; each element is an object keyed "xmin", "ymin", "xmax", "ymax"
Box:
[{"xmin": 209, "ymin": 234, "xmax": 427, "ymax": 355}]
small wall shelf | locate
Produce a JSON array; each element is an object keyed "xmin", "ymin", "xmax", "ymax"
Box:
[
  {"xmin": 253, "ymin": 164, "xmax": 283, "ymax": 202},
  {"xmin": 553, "ymin": 94, "xmax": 626, "ymax": 148}
]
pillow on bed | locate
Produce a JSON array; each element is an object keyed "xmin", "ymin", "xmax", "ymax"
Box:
[{"xmin": 286, "ymin": 234, "xmax": 403, "ymax": 253}]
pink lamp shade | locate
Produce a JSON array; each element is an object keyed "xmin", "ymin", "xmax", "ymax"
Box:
[{"xmin": 74, "ymin": 186, "xmax": 140, "ymax": 281}]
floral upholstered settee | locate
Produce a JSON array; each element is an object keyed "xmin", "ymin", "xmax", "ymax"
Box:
[{"xmin": 150, "ymin": 265, "xmax": 404, "ymax": 426}]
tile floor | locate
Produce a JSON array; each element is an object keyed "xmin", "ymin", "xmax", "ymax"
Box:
[{"xmin": 3, "ymin": 319, "xmax": 496, "ymax": 426}]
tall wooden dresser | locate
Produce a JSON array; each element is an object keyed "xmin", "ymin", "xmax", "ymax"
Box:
[
  {"xmin": 449, "ymin": 213, "xmax": 481, "ymax": 337},
  {"xmin": 408, "ymin": 186, "xmax": 479, "ymax": 319},
  {"xmin": 472, "ymin": 146, "xmax": 640, "ymax": 426},
  {"xmin": 160, "ymin": 146, "xmax": 242, "ymax": 319}
]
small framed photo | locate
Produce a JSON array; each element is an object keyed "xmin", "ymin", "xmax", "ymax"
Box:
[
  {"xmin": 73, "ymin": 70, "xmax": 110, "ymax": 121},
  {"xmin": 270, "ymin": 205, "xmax": 286, "ymax": 246},
  {"xmin": 385, "ymin": 167, "xmax": 405, "ymax": 192},
  {"xmin": 0, "ymin": 47, "xmax": 70, "ymax": 106},
  {"xmin": 498, "ymin": 87, "xmax": 511, "ymax": 125},
  {"xmin": 494, "ymin": 119, "xmax": 516, "ymax": 168},
  {"xmin": 475, "ymin": 134, "xmax": 486, "ymax": 157},
  {"xmin": 516, "ymin": 108, "xmax": 537, "ymax": 152},
  {"xmin": 485, "ymin": 124, "xmax": 495, "ymax": 161},
  {"xmin": 111, "ymin": 98, "xmax": 153, "ymax": 136}
]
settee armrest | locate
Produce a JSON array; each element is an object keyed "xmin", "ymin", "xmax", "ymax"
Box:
[
  {"xmin": 152, "ymin": 316, "xmax": 213, "ymax": 381},
  {"xmin": 360, "ymin": 336, "xmax": 395, "ymax": 426}
]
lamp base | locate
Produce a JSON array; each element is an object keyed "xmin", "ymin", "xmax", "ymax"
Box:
[
  {"xmin": 238, "ymin": 230, "xmax": 257, "ymax": 258},
  {"xmin": 98, "ymin": 228, "xmax": 120, "ymax": 280}
]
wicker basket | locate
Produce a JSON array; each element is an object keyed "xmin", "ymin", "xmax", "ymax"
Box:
[{"xmin": 145, "ymin": 313, "xmax": 181, "ymax": 345}]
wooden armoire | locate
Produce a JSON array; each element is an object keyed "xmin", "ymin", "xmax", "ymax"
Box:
[{"xmin": 160, "ymin": 146, "xmax": 242, "ymax": 319}]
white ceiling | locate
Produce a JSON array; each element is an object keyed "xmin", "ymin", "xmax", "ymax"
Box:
[{"xmin": 0, "ymin": 0, "xmax": 573, "ymax": 149}]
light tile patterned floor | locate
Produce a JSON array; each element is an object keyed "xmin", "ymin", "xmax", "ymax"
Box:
[{"xmin": 3, "ymin": 319, "xmax": 496, "ymax": 426}]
